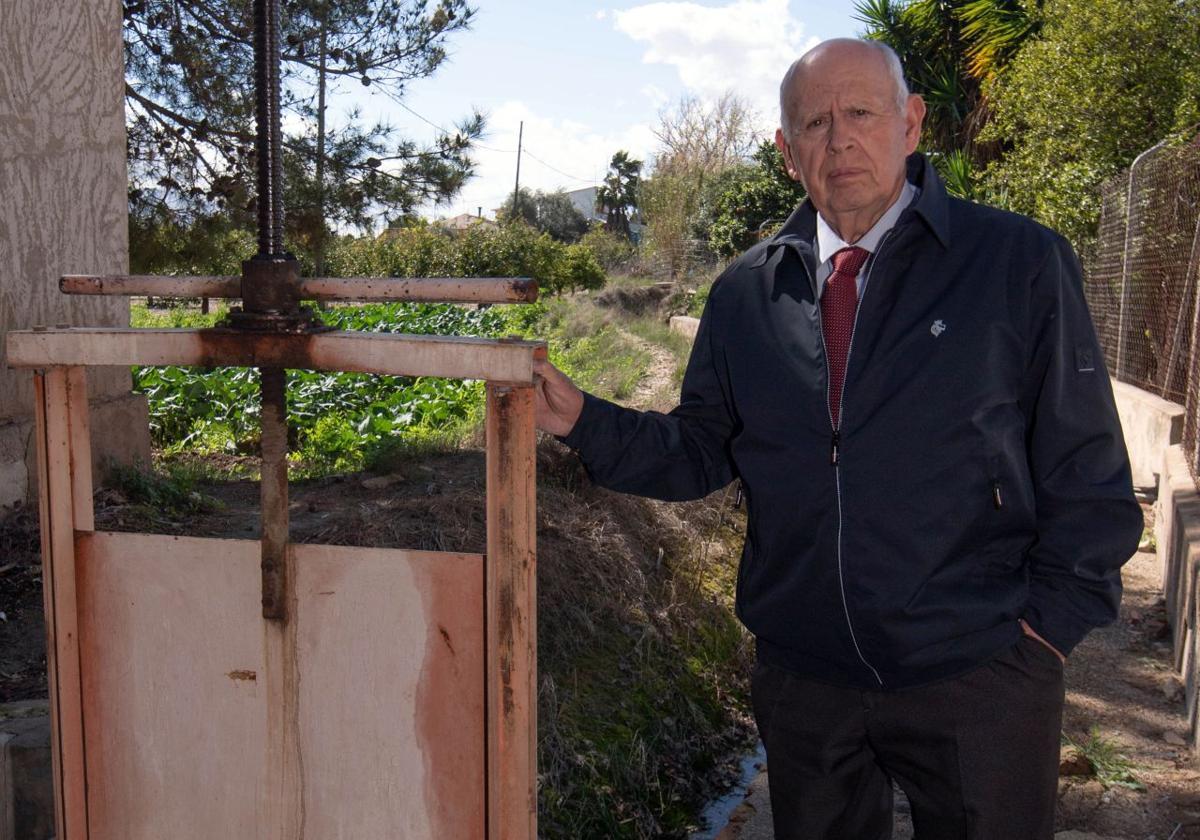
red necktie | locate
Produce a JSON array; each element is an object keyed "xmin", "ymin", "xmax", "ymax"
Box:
[{"xmin": 821, "ymin": 246, "xmax": 869, "ymax": 428}]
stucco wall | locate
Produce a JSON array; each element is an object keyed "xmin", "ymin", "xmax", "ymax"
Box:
[{"xmin": 0, "ymin": 0, "xmax": 150, "ymax": 508}]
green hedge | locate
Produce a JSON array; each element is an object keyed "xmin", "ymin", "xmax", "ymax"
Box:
[{"xmin": 328, "ymin": 222, "xmax": 605, "ymax": 295}]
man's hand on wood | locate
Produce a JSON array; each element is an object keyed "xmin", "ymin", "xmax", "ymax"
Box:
[{"xmin": 533, "ymin": 358, "xmax": 584, "ymax": 437}]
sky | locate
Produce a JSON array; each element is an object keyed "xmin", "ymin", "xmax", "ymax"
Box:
[{"xmin": 328, "ymin": 0, "xmax": 865, "ymax": 222}]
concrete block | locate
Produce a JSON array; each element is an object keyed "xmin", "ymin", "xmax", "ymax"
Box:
[
  {"xmin": 90, "ymin": 390, "xmax": 152, "ymax": 481},
  {"xmin": 0, "ymin": 390, "xmax": 149, "ymax": 510},
  {"xmin": 0, "ymin": 422, "xmax": 29, "ymax": 512},
  {"xmin": 1157, "ymin": 445, "xmax": 1200, "ymax": 670},
  {"xmin": 1156, "ymin": 443, "xmax": 1200, "ymax": 751},
  {"xmin": 0, "ymin": 702, "xmax": 53, "ymax": 840},
  {"xmin": 1152, "ymin": 446, "xmax": 1200, "ymax": 667},
  {"xmin": 670, "ymin": 316, "xmax": 700, "ymax": 342},
  {"xmin": 1112, "ymin": 381, "xmax": 1184, "ymax": 488}
]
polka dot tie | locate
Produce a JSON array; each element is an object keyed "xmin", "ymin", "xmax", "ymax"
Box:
[{"xmin": 821, "ymin": 246, "xmax": 869, "ymax": 428}]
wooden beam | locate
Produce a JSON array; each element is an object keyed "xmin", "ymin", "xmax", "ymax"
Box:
[
  {"xmin": 7, "ymin": 329, "xmax": 544, "ymax": 384},
  {"xmin": 65, "ymin": 367, "xmax": 95, "ymax": 532},
  {"xmin": 59, "ymin": 274, "xmax": 538, "ymax": 303},
  {"xmin": 485, "ymin": 384, "xmax": 537, "ymax": 840},
  {"xmin": 301, "ymin": 276, "xmax": 538, "ymax": 303},
  {"xmin": 60, "ymin": 275, "xmax": 242, "ymax": 298},
  {"xmin": 34, "ymin": 369, "xmax": 89, "ymax": 840}
]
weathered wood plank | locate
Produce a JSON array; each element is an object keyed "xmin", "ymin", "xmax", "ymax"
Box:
[
  {"xmin": 65, "ymin": 367, "xmax": 94, "ymax": 532},
  {"xmin": 485, "ymin": 384, "xmax": 538, "ymax": 840},
  {"xmin": 78, "ymin": 531, "xmax": 266, "ymax": 838},
  {"xmin": 59, "ymin": 274, "xmax": 538, "ymax": 303},
  {"xmin": 6, "ymin": 328, "xmax": 545, "ymax": 383},
  {"xmin": 295, "ymin": 542, "xmax": 486, "ymax": 839},
  {"xmin": 34, "ymin": 370, "xmax": 88, "ymax": 840}
]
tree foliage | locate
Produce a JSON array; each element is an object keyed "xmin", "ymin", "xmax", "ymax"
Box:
[
  {"xmin": 329, "ymin": 224, "xmax": 604, "ymax": 294},
  {"xmin": 980, "ymin": 0, "xmax": 1200, "ymax": 245},
  {"xmin": 696, "ymin": 142, "xmax": 807, "ymax": 258},
  {"xmin": 855, "ymin": 0, "xmax": 1041, "ymax": 162},
  {"xmin": 498, "ymin": 188, "xmax": 591, "ymax": 243},
  {"xmin": 123, "ymin": 0, "xmax": 482, "ymax": 256},
  {"xmin": 641, "ymin": 92, "xmax": 760, "ymax": 272},
  {"xmin": 596, "ymin": 151, "xmax": 643, "ymax": 240},
  {"xmin": 652, "ymin": 92, "xmax": 758, "ymax": 178}
]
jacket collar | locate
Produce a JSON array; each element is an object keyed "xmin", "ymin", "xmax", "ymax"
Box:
[{"xmin": 749, "ymin": 153, "xmax": 951, "ymax": 269}]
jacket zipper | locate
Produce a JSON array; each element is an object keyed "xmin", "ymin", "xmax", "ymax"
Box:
[{"xmin": 810, "ymin": 232, "xmax": 896, "ymax": 688}]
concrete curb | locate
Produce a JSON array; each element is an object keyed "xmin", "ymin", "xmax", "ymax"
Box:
[
  {"xmin": 1113, "ymin": 381, "xmax": 1184, "ymax": 488},
  {"xmin": 1155, "ymin": 444, "xmax": 1200, "ymax": 750}
]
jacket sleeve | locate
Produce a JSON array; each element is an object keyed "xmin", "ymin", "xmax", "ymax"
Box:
[
  {"xmin": 1019, "ymin": 235, "xmax": 1143, "ymax": 656},
  {"xmin": 559, "ymin": 287, "xmax": 738, "ymax": 501}
]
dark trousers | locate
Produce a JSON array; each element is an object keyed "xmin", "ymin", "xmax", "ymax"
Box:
[{"xmin": 751, "ymin": 635, "xmax": 1065, "ymax": 840}]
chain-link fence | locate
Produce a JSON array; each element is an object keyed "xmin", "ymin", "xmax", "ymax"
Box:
[
  {"xmin": 635, "ymin": 238, "xmax": 721, "ymax": 281},
  {"xmin": 1082, "ymin": 139, "xmax": 1200, "ymax": 482}
]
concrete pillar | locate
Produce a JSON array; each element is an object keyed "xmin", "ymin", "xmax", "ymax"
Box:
[{"xmin": 0, "ymin": 0, "xmax": 151, "ymax": 510}]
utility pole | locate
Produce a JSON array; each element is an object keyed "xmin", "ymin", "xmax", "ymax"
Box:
[{"xmin": 512, "ymin": 120, "xmax": 523, "ymax": 223}]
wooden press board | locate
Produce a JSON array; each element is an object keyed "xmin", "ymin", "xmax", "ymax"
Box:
[{"xmin": 13, "ymin": 329, "xmax": 540, "ymax": 840}]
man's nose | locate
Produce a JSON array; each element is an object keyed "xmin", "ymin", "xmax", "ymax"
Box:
[{"xmin": 827, "ymin": 117, "xmax": 854, "ymax": 153}]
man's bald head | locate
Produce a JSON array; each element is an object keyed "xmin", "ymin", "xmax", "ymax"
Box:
[{"xmin": 779, "ymin": 39, "xmax": 910, "ymax": 136}]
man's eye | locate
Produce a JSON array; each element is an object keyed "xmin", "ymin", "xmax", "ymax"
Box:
[
  {"xmin": 807, "ymin": 118, "xmax": 825, "ymax": 129},
  {"xmin": 853, "ymin": 109, "xmax": 870, "ymax": 117}
]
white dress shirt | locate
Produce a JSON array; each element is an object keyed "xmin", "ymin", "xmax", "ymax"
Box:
[{"xmin": 814, "ymin": 181, "xmax": 919, "ymax": 296}]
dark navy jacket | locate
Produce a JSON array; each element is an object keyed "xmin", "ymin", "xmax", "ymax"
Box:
[{"xmin": 563, "ymin": 154, "xmax": 1142, "ymax": 690}]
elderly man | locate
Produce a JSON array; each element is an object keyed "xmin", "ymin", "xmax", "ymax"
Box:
[{"xmin": 535, "ymin": 38, "xmax": 1141, "ymax": 839}]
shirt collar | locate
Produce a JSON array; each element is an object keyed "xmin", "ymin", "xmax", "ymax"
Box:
[{"xmin": 815, "ymin": 180, "xmax": 918, "ymax": 265}]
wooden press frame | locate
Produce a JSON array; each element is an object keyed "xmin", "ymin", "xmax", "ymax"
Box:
[{"xmin": 8, "ymin": 313, "xmax": 541, "ymax": 840}]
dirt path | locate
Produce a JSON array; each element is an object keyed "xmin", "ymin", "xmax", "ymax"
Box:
[
  {"xmin": 707, "ymin": 537, "xmax": 1200, "ymax": 840},
  {"xmin": 622, "ymin": 327, "xmax": 679, "ymax": 412}
]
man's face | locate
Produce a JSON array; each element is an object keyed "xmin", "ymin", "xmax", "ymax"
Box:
[{"xmin": 775, "ymin": 45, "xmax": 925, "ymax": 229}]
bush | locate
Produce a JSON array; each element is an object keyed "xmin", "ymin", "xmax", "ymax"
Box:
[
  {"xmin": 580, "ymin": 227, "xmax": 636, "ymax": 272},
  {"xmin": 325, "ymin": 222, "xmax": 604, "ymax": 295}
]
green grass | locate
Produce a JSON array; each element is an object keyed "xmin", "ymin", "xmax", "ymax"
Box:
[
  {"xmin": 131, "ymin": 301, "xmax": 228, "ymax": 328},
  {"xmin": 531, "ymin": 298, "xmax": 652, "ymax": 400},
  {"xmin": 1064, "ymin": 728, "xmax": 1145, "ymax": 790},
  {"xmin": 107, "ymin": 460, "xmax": 224, "ymax": 518}
]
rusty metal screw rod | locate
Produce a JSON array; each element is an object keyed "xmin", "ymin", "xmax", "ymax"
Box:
[
  {"xmin": 254, "ymin": 0, "xmax": 285, "ymax": 258},
  {"xmin": 247, "ymin": 0, "xmax": 309, "ymax": 621}
]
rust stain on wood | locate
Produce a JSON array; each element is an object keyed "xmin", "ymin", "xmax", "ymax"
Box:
[{"xmin": 415, "ymin": 561, "xmax": 485, "ymax": 836}]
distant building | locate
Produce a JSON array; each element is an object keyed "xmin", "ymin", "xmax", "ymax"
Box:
[
  {"xmin": 435, "ymin": 213, "xmax": 499, "ymax": 233},
  {"xmin": 565, "ymin": 186, "xmax": 602, "ymax": 224},
  {"xmin": 564, "ymin": 185, "xmax": 644, "ymax": 243},
  {"xmin": 378, "ymin": 213, "xmax": 497, "ymax": 241}
]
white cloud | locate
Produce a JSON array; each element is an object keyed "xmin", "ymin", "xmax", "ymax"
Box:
[
  {"xmin": 428, "ymin": 101, "xmax": 655, "ymax": 220},
  {"xmin": 640, "ymin": 83, "xmax": 670, "ymax": 108},
  {"xmin": 595, "ymin": 9, "xmax": 609, "ymax": 19},
  {"xmin": 613, "ymin": 0, "xmax": 821, "ymax": 126}
]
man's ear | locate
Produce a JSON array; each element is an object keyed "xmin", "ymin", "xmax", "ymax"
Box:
[
  {"xmin": 903, "ymin": 95, "xmax": 926, "ymax": 154},
  {"xmin": 775, "ymin": 128, "xmax": 801, "ymax": 182}
]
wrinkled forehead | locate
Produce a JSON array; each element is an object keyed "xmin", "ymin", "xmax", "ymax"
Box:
[{"xmin": 782, "ymin": 46, "xmax": 896, "ymax": 115}]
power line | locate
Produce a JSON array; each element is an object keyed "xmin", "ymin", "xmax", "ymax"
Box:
[
  {"xmin": 391, "ymin": 97, "xmax": 517, "ymax": 153},
  {"xmin": 390, "ymin": 97, "xmax": 600, "ymax": 184},
  {"xmin": 521, "ymin": 147, "xmax": 596, "ymax": 184}
]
